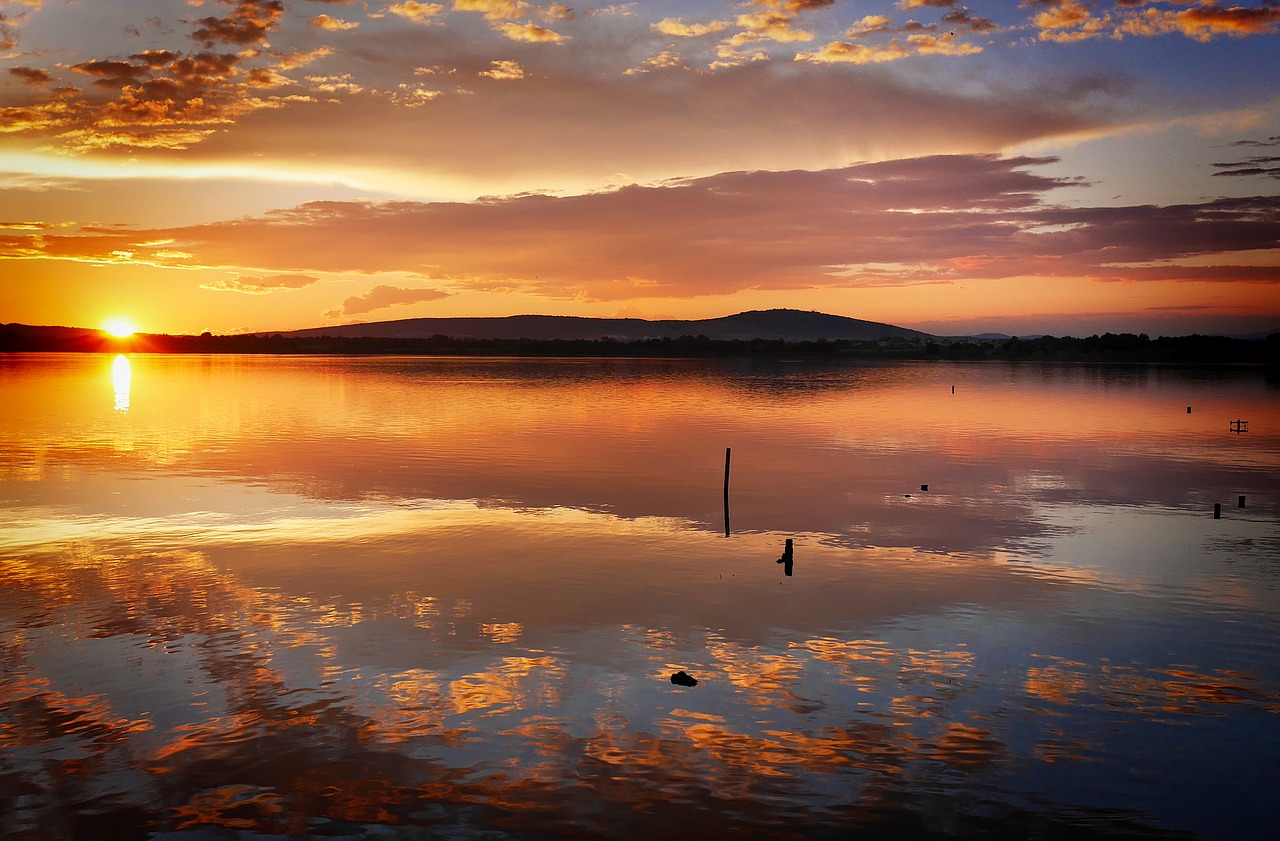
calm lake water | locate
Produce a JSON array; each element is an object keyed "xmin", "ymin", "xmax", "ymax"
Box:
[{"xmin": 2, "ymin": 354, "xmax": 1278, "ymax": 840}]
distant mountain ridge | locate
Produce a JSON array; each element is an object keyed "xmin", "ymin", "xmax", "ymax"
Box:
[{"xmin": 282, "ymin": 309, "xmax": 932, "ymax": 342}]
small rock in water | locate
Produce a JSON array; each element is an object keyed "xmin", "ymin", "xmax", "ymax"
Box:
[{"xmin": 670, "ymin": 670, "xmax": 698, "ymax": 687}]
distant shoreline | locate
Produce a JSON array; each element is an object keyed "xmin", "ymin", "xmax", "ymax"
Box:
[{"xmin": 2, "ymin": 328, "xmax": 1277, "ymax": 365}]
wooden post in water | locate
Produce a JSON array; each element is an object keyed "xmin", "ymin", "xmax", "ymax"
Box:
[
  {"xmin": 723, "ymin": 447, "xmax": 732, "ymax": 537},
  {"xmin": 1238, "ymin": 495, "xmax": 1246, "ymax": 508},
  {"xmin": 777, "ymin": 538, "xmax": 793, "ymax": 576},
  {"xmin": 1214, "ymin": 503, "xmax": 1221, "ymax": 519}
]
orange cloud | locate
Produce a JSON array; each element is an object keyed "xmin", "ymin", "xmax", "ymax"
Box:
[
  {"xmin": 798, "ymin": 30, "xmax": 982, "ymax": 62},
  {"xmin": 8, "ymin": 66, "xmax": 51, "ymax": 86},
  {"xmin": 0, "ymin": 1, "xmax": 41, "ymax": 50},
  {"xmin": 0, "ymin": 28, "xmax": 335, "ymax": 154},
  {"xmin": 1175, "ymin": 4, "xmax": 1280, "ymax": 39},
  {"xmin": 1033, "ymin": 1, "xmax": 1111, "ymax": 41},
  {"xmin": 1117, "ymin": 4, "xmax": 1280, "ymax": 41},
  {"xmin": 310, "ymin": 14, "xmax": 359, "ymax": 31},
  {"xmin": 653, "ymin": 18, "xmax": 731, "ymax": 37},
  {"xmin": 70, "ymin": 59, "xmax": 152, "ymax": 85},
  {"xmin": 1028, "ymin": 0, "xmax": 1279, "ymax": 42},
  {"xmin": 0, "ymin": 23, "xmax": 15, "ymax": 51},
  {"xmin": 732, "ymin": 11, "xmax": 815, "ymax": 44},
  {"xmin": 909, "ymin": 32, "xmax": 983, "ymax": 56},
  {"xmin": 324, "ymin": 284, "xmax": 451, "ymax": 317},
  {"xmin": 724, "ymin": 0, "xmax": 839, "ymax": 47},
  {"xmin": 496, "ymin": 22, "xmax": 565, "ymax": 42},
  {"xmin": 797, "ymin": 40, "xmax": 911, "ymax": 63},
  {"xmin": 452, "ymin": 0, "xmax": 531, "ymax": 21},
  {"xmin": 845, "ymin": 15, "xmax": 893, "ymax": 36},
  {"xmin": 478, "ymin": 59, "xmax": 526, "ymax": 79},
  {"xmin": 272, "ymin": 47, "xmax": 334, "ymax": 70},
  {"xmin": 191, "ymin": 0, "xmax": 284, "ymax": 46},
  {"xmin": 626, "ymin": 50, "xmax": 688, "ymax": 75},
  {"xmin": 387, "ymin": 1, "xmax": 444, "ymax": 24}
]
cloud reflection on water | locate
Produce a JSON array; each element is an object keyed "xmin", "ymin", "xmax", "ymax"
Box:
[{"xmin": 1, "ymin": 356, "xmax": 1278, "ymax": 839}]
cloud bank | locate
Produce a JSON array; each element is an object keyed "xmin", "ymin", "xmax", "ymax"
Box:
[{"xmin": 11, "ymin": 155, "xmax": 1277, "ymax": 307}]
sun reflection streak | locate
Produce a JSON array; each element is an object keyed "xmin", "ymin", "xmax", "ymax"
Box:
[{"xmin": 111, "ymin": 354, "xmax": 130, "ymax": 413}]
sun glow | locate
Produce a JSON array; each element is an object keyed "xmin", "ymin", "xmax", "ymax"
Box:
[{"xmin": 102, "ymin": 317, "xmax": 137, "ymax": 338}]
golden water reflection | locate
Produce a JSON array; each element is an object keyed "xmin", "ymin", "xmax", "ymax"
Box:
[
  {"xmin": 2, "ymin": 354, "xmax": 1275, "ymax": 557},
  {"xmin": 1, "ymin": 356, "xmax": 1278, "ymax": 839},
  {"xmin": 111, "ymin": 353, "xmax": 130, "ymax": 413}
]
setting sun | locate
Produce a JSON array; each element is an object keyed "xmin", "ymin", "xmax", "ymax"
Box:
[{"xmin": 102, "ymin": 318, "xmax": 137, "ymax": 338}]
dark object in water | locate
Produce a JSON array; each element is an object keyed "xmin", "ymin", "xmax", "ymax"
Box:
[
  {"xmin": 671, "ymin": 671, "xmax": 698, "ymax": 687},
  {"xmin": 776, "ymin": 538, "xmax": 793, "ymax": 576}
]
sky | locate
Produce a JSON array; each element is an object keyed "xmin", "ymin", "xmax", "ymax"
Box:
[{"xmin": 1, "ymin": 0, "xmax": 1278, "ymax": 337}]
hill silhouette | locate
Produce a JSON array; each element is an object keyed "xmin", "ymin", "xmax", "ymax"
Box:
[{"xmin": 284, "ymin": 309, "xmax": 930, "ymax": 342}]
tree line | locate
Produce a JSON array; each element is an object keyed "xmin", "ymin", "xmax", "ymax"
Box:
[{"xmin": 2, "ymin": 326, "xmax": 1277, "ymax": 364}]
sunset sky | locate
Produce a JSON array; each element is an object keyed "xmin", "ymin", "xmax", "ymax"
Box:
[{"xmin": 2, "ymin": 0, "xmax": 1278, "ymax": 337}]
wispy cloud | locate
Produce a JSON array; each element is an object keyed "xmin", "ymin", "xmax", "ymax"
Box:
[
  {"xmin": 1212, "ymin": 136, "xmax": 1280, "ymax": 179},
  {"xmin": 201, "ymin": 274, "xmax": 319, "ymax": 294}
]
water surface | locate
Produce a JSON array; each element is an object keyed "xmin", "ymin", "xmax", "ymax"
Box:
[{"xmin": 2, "ymin": 354, "xmax": 1278, "ymax": 840}]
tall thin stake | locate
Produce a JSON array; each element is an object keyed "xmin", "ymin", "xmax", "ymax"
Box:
[{"xmin": 723, "ymin": 447, "xmax": 732, "ymax": 537}]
